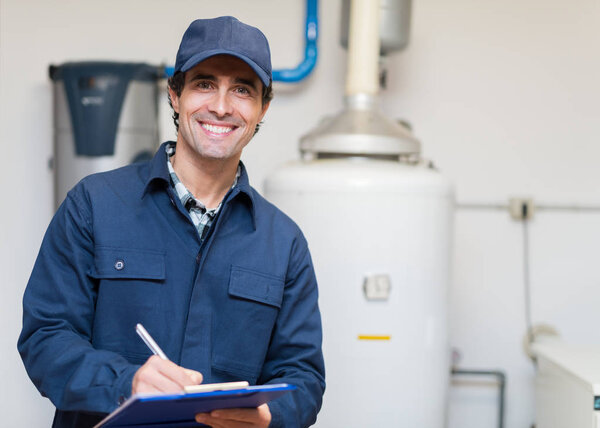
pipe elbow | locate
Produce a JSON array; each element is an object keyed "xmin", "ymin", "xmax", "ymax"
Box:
[{"xmin": 272, "ymin": 44, "xmax": 318, "ymax": 82}]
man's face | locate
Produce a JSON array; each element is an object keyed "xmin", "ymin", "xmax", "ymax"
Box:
[{"xmin": 169, "ymin": 55, "xmax": 269, "ymax": 163}]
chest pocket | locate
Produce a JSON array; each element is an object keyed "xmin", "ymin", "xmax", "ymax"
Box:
[
  {"xmin": 211, "ymin": 266, "xmax": 284, "ymax": 383},
  {"xmin": 91, "ymin": 246, "xmax": 166, "ymax": 280},
  {"xmin": 228, "ymin": 266, "xmax": 284, "ymax": 308},
  {"xmin": 90, "ymin": 246, "xmax": 166, "ymax": 360}
]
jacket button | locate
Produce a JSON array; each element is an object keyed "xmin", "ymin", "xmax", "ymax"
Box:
[{"xmin": 114, "ymin": 260, "xmax": 125, "ymax": 270}]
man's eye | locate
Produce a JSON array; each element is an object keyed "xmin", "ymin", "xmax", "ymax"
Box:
[
  {"xmin": 197, "ymin": 81, "xmax": 212, "ymax": 89},
  {"xmin": 235, "ymin": 87, "xmax": 250, "ymax": 95}
]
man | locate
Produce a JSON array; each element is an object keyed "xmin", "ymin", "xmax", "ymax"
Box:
[{"xmin": 18, "ymin": 16, "xmax": 325, "ymax": 428}]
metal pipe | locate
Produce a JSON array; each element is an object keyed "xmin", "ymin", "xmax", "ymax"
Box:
[
  {"xmin": 455, "ymin": 202, "xmax": 509, "ymax": 211},
  {"xmin": 451, "ymin": 368, "xmax": 506, "ymax": 428},
  {"xmin": 522, "ymin": 219, "xmax": 534, "ymax": 345},
  {"xmin": 535, "ymin": 204, "xmax": 600, "ymax": 212},
  {"xmin": 456, "ymin": 202, "xmax": 600, "ymax": 213}
]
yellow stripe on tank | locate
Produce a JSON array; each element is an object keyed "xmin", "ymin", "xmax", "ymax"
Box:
[{"xmin": 357, "ymin": 335, "xmax": 391, "ymax": 341}]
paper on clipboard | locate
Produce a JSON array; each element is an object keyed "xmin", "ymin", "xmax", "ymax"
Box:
[{"xmin": 94, "ymin": 383, "xmax": 296, "ymax": 427}]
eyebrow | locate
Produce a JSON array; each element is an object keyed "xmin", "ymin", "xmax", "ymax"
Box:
[
  {"xmin": 189, "ymin": 73, "xmax": 259, "ymax": 92},
  {"xmin": 189, "ymin": 73, "xmax": 215, "ymax": 83}
]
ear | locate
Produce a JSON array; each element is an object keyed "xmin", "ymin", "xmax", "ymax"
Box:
[
  {"xmin": 168, "ymin": 86, "xmax": 180, "ymax": 113},
  {"xmin": 258, "ymin": 101, "xmax": 270, "ymax": 122}
]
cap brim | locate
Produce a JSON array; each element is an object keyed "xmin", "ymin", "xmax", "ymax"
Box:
[{"xmin": 180, "ymin": 49, "xmax": 271, "ymax": 87}]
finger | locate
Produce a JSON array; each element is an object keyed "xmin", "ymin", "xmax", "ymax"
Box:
[
  {"xmin": 183, "ymin": 368, "xmax": 203, "ymax": 385},
  {"xmin": 133, "ymin": 356, "xmax": 202, "ymax": 393},
  {"xmin": 135, "ymin": 366, "xmax": 183, "ymax": 393},
  {"xmin": 133, "ymin": 364, "xmax": 180, "ymax": 394},
  {"xmin": 210, "ymin": 408, "xmax": 257, "ymax": 422},
  {"xmin": 195, "ymin": 412, "xmax": 208, "ymax": 423},
  {"xmin": 196, "ymin": 413, "xmax": 220, "ymax": 427},
  {"xmin": 196, "ymin": 413, "xmax": 251, "ymax": 428},
  {"xmin": 148, "ymin": 357, "xmax": 200, "ymax": 387},
  {"xmin": 210, "ymin": 404, "xmax": 270, "ymax": 424},
  {"xmin": 133, "ymin": 382, "xmax": 162, "ymax": 394},
  {"xmin": 147, "ymin": 371, "xmax": 184, "ymax": 392}
]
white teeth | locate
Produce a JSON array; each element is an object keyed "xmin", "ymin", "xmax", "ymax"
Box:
[{"xmin": 201, "ymin": 123, "xmax": 233, "ymax": 134}]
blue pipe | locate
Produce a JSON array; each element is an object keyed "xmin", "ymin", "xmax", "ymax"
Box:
[
  {"xmin": 164, "ymin": 0, "xmax": 319, "ymax": 83},
  {"xmin": 272, "ymin": 0, "xmax": 319, "ymax": 82}
]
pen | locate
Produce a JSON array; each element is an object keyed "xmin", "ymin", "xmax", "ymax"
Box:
[{"xmin": 135, "ymin": 323, "xmax": 169, "ymax": 360}]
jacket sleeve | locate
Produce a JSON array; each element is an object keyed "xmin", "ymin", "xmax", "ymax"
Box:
[
  {"xmin": 260, "ymin": 233, "xmax": 326, "ymax": 428},
  {"xmin": 17, "ymin": 184, "xmax": 140, "ymax": 414}
]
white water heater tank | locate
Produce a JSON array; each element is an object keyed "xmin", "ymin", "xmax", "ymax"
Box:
[{"xmin": 265, "ymin": 158, "xmax": 453, "ymax": 426}]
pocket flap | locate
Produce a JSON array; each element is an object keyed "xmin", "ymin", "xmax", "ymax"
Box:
[
  {"xmin": 228, "ymin": 266, "xmax": 284, "ymax": 308},
  {"xmin": 92, "ymin": 247, "xmax": 165, "ymax": 280}
]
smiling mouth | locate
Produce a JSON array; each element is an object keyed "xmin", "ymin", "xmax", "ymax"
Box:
[{"xmin": 200, "ymin": 122, "xmax": 236, "ymax": 135}]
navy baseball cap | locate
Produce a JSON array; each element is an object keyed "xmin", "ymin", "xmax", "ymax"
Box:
[{"xmin": 174, "ymin": 16, "xmax": 272, "ymax": 87}]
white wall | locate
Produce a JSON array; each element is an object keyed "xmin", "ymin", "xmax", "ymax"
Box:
[{"xmin": 1, "ymin": 0, "xmax": 599, "ymax": 427}]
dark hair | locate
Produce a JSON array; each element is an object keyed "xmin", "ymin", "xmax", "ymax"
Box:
[{"xmin": 167, "ymin": 71, "xmax": 273, "ymax": 135}]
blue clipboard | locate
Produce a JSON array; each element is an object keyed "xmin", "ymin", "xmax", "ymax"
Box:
[{"xmin": 94, "ymin": 383, "xmax": 296, "ymax": 427}]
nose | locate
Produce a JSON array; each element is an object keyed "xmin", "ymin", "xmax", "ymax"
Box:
[{"xmin": 207, "ymin": 89, "xmax": 233, "ymax": 118}]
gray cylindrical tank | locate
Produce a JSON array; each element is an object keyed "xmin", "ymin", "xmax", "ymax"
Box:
[
  {"xmin": 340, "ymin": 0, "xmax": 412, "ymax": 55},
  {"xmin": 50, "ymin": 62, "xmax": 161, "ymax": 208}
]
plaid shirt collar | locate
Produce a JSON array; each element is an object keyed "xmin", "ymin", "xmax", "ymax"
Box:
[{"xmin": 165, "ymin": 142, "xmax": 241, "ymax": 239}]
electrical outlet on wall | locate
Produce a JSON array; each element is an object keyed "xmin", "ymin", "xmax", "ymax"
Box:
[{"xmin": 509, "ymin": 197, "xmax": 535, "ymax": 220}]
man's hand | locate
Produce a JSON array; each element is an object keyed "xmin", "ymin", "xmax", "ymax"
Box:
[
  {"xmin": 195, "ymin": 403, "xmax": 271, "ymax": 428},
  {"xmin": 132, "ymin": 355, "xmax": 203, "ymax": 394}
]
